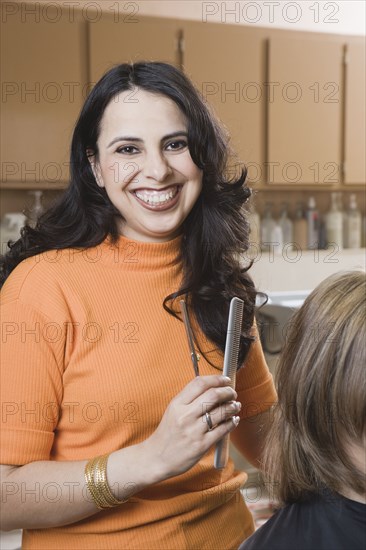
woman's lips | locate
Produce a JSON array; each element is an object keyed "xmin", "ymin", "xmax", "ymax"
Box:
[{"xmin": 133, "ymin": 185, "xmax": 181, "ymax": 211}]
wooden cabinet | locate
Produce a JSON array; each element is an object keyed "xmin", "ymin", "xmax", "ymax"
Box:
[
  {"xmin": 182, "ymin": 21, "xmax": 265, "ymax": 184},
  {"xmin": 1, "ymin": 9, "xmax": 365, "ymax": 194},
  {"xmin": 89, "ymin": 16, "xmax": 180, "ymax": 83},
  {"xmin": 344, "ymin": 40, "xmax": 366, "ymax": 184},
  {"xmin": 267, "ymin": 36, "xmax": 343, "ymax": 185},
  {"xmin": 0, "ymin": 5, "xmax": 87, "ymax": 187}
]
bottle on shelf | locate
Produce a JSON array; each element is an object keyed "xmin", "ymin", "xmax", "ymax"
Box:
[
  {"xmin": 279, "ymin": 202, "xmax": 293, "ymax": 250},
  {"xmin": 325, "ymin": 192, "xmax": 343, "ymax": 250},
  {"xmin": 345, "ymin": 194, "xmax": 362, "ymax": 249},
  {"xmin": 338, "ymin": 193, "xmax": 348, "ymax": 248},
  {"xmin": 306, "ymin": 196, "xmax": 319, "ymax": 250},
  {"xmin": 261, "ymin": 202, "xmax": 276, "ymax": 252},
  {"xmin": 247, "ymin": 203, "xmax": 261, "ymax": 248},
  {"xmin": 27, "ymin": 190, "xmax": 44, "ymax": 228},
  {"xmin": 271, "ymin": 223, "xmax": 284, "ymax": 255},
  {"xmin": 293, "ymin": 202, "xmax": 308, "ymax": 251},
  {"xmin": 0, "ymin": 213, "xmax": 27, "ymax": 254},
  {"xmin": 318, "ymin": 214, "xmax": 328, "ymax": 250}
]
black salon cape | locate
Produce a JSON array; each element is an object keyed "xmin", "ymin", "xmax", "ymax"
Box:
[{"xmin": 238, "ymin": 491, "xmax": 366, "ymax": 550}]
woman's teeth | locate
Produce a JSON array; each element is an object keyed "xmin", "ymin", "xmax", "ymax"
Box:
[{"xmin": 135, "ymin": 188, "xmax": 177, "ymax": 205}]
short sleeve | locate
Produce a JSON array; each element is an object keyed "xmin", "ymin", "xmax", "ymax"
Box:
[
  {"xmin": 236, "ymin": 319, "xmax": 277, "ymax": 419},
  {"xmin": 0, "ymin": 300, "xmax": 65, "ymax": 464}
]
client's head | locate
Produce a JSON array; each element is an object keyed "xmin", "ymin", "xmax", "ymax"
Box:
[{"xmin": 263, "ymin": 270, "xmax": 366, "ymax": 505}]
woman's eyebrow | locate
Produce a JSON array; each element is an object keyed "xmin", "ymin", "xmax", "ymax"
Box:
[
  {"xmin": 107, "ymin": 136, "xmax": 142, "ymax": 148},
  {"xmin": 162, "ymin": 131, "xmax": 188, "ymax": 141},
  {"xmin": 107, "ymin": 131, "xmax": 188, "ymax": 148}
]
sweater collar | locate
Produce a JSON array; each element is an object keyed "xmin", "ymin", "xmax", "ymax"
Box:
[{"xmin": 97, "ymin": 234, "xmax": 183, "ymax": 271}]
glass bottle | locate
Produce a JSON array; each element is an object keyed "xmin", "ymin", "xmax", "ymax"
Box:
[
  {"xmin": 27, "ymin": 190, "xmax": 44, "ymax": 228},
  {"xmin": 247, "ymin": 204, "xmax": 261, "ymax": 248},
  {"xmin": 279, "ymin": 202, "xmax": 293, "ymax": 250},
  {"xmin": 346, "ymin": 194, "xmax": 362, "ymax": 249},
  {"xmin": 306, "ymin": 196, "xmax": 319, "ymax": 250},
  {"xmin": 325, "ymin": 192, "xmax": 343, "ymax": 249},
  {"xmin": 293, "ymin": 202, "xmax": 308, "ymax": 251},
  {"xmin": 261, "ymin": 203, "xmax": 276, "ymax": 251}
]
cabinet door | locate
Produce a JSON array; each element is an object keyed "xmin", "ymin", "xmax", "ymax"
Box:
[
  {"xmin": 182, "ymin": 21, "xmax": 264, "ymax": 184},
  {"xmin": 268, "ymin": 36, "xmax": 343, "ymax": 185},
  {"xmin": 344, "ymin": 40, "xmax": 366, "ymax": 185},
  {"xmin": 0, "ymin": 5, "xmax": 87, "ymax": 186},
  {"xmin": 89, "ymin": 16, "xmax": 180, "ymax": 82}
]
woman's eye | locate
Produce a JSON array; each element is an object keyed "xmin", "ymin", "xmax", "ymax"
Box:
[
  {"xmin": 116, "ymin": 145, "xmax": 139, "ymax": 154},
  {"xmin": 165, "ymin": 140, "xmax": 187, "ymax": 151}
]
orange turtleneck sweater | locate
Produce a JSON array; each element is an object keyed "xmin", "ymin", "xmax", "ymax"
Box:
[{"xmin": 1, "ymin": 235, "xmax": 276, "ymax": 550}]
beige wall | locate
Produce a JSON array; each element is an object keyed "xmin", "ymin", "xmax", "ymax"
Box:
[
  {"xmin": 19, "ymin": 0, "xmax": 366, "ymax": 35},
  {"xmin": 251, "ymin": 249, "xmax": 366, "ymax": 292}
]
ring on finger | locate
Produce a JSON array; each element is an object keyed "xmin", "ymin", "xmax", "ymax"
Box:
[{"xmin": 205, "ymin": 411, "xmax": 214, "ymax": 432}]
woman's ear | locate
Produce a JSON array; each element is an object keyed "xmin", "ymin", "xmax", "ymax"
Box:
[{"xmin": 87, "ymin": 149, "xmax": 104, "ymax": 188}]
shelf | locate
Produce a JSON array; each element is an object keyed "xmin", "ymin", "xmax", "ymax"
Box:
[{"xmin": 0, "ymin": 182, "xmax": 68, "ymax": 191}]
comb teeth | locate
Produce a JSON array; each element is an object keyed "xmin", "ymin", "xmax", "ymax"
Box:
[
  {"xmin": 223, "ymin": 297, "xmax": 244, "ymax": 384},
  {"xmin": 232, "ymin": 305, "xmax": 243, "ymax": 361}
]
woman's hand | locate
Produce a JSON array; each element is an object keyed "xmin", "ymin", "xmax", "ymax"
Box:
[{"xmin": 145, "ymin": 375, "xmax": 241, "ymax": 479}]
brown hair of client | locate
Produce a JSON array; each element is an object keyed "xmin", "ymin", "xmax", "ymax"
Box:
[{"xmin": 263, "ymin": 270, "xmax": 366, "ymax": 504}]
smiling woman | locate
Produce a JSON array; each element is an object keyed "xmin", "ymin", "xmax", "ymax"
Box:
[
  {"xmin": 0, "ymin": 62, "xmax": 276, "ymax": 549},
  {"xmin": 89, "ymin": 88, "xmax": 203, "ymax": 242}
]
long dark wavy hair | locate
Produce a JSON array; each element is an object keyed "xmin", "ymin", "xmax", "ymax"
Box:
[{"xmin": 0, "ymin": 62, "xmax": 257, "ymax": 367}]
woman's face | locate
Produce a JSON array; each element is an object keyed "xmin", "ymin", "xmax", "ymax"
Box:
[{"xmin": 90, "ymin": 88, "xmax": 203, "ymax": 242}]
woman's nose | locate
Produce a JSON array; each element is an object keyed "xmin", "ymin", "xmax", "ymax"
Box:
[{"xmin": 142, "ymin": 151, "xmax": 172, "ymax": 182}]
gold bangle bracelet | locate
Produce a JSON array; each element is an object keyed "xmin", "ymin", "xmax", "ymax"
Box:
[
  {"xmin": 85, "ymin": 453, "xmax": 125, "ymax": 509},
  {"xmin": 85, "ymin": 456, "xmax": 110, "ymax": 509}
]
